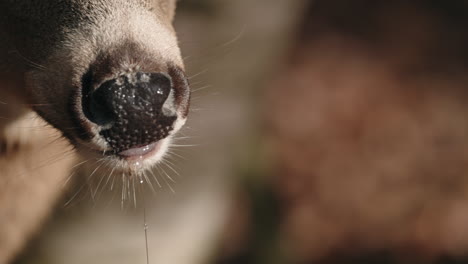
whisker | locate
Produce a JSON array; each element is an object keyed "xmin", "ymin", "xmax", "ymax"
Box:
[
  {"xmin": 188, "ymin": 80, "xmax": 204, "ymax": 87},
  {"xmin": 161, "ymin": 169, "xmax": 176, "ymax": 194},
  {"xmin": 10, "ymin": 49, "xmax": 50, "ymax": 72},
  {"xmin": 127, "ymin": 174, "xmax": 131, "ymax": 206},
  {"xmin": 92, "ymin": 160, "xmax": 113, "ymax": 199},
  {"xmin": 165, "ymin": 151, "xmax": 188, "ymax": 161},
  {"xmin": 148, "ymin": 168, "xmax": 162, "ymax": 189},
  {"xmin": 161, "ymin": 159, "xmax": 180, "ymax": 177},
  {"xmin": 62, "ymin": 159, "xmax": 90, "ymax": 188},
  {"xmin": 88, "ymin": 160, "xmax": 106, "ymax": 202},
  {"xmin": 188, "ymin": 68, "xmax": 208, "ymax": 80},
  {"xmin": 132, "ymin": 175, "xmax": 137, "ymax": 208},
  {"xmin": 64, "ymin": 159, "xmax": 105, "ymax": 208},
  {"xmin": 104, "ymin": 164, "xmax": 117, "ymax": 191},
  {"xmin": 159, "ymin": 165, "xmax": 176, "ymax": 185},
  {"xmin": 142, "ymin": 170, "xmax": 157, "ymax": 194},
  {"xmin": 17, "ymin": 148, "xmax": 76, "ymax": 179},
  {"xmin": 170, "ymin": 143, "xmax": 199, "ymax": 147},
  {"xmin": 191, "ymin": 85, "xmax": 213, "ymax": 93},
  {"xmin": 220, "ymin": 24, "xmax": 246, "ymax": 48},
  {"xmin": 110, "ymin": 168, "xmax": 118, "ymax": 191},
  {"xmin": 121, "ymin": 173, "xmax": 127, "ymax": 209},
  {"xmin": 64, "ymin": 183, "xmax": 87, "ymax": 207},
  {"xmin": 172, "ymin": 136, "xmax": 193, "ymax": 140}
]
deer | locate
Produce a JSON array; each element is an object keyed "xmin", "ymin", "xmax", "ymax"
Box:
[{"xmin": 0, "ymin": 1, "xmax": 190, "ymax": 262}]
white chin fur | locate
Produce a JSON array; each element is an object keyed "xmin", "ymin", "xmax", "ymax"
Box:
[{"xmin": 171, "ymin": 115, "xmax": 187, "ymax": 135}]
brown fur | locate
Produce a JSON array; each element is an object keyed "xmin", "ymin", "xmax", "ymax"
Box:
[{"xmin": 0, "ymin": 1, "xmax": 184, "ymax": 263}]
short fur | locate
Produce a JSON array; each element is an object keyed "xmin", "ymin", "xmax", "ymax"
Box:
[{"xmin": 0, "ymin": 1, "xmax": 187, "ymax": 263}]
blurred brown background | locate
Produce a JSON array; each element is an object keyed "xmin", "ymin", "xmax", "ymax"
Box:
[
  {"xmin": 15, "ymin": 1, "xmax": 468, "ymax": 264},
  {"xmin": 263, "ymin": 1, "xmax": 468, "ymax": 264}
]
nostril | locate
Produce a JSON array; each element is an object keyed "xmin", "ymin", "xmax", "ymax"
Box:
[
  {"xmin": 146, "ymin": 73, "xmax": 172, "ymax": 110},
  {"xmin": 87, "ymin": 83, "xmax": 117, "ymax": 127}
]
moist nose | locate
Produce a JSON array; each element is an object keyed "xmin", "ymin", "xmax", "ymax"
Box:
[{"xmin": 84, "ymin": 72, "xmax": 177, "ymax": 152}]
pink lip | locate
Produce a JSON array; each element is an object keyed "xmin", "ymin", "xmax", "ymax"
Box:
[{"xmin": 118, "ymin": 141, "xmax": 162, "ymax": 160}]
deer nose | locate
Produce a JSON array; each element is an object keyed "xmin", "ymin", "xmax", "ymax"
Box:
[{"xmin": 84, "ymin": 72, "xmax": 177, "ymax": 153}]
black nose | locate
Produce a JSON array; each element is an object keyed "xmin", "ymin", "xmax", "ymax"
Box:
[{"xmin": 84, "ymin": 72, "xmax": 177, "ymax": 152}]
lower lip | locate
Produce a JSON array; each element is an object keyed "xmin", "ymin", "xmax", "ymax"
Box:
[{"xmin": 118, "ymin": 141, "xmax": 162, "ymax": 161}]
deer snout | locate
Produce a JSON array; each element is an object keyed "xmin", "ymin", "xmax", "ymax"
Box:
[{"xmin": 83, "ymin": 72, "xmax": 180, "ymax": 157}]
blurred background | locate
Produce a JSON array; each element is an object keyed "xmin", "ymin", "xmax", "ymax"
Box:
[{"xmin": 14, "ymin": 0, "xmax": 468, "ymax": 264}]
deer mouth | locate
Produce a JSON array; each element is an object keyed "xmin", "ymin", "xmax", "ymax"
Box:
[{"xmin": 118, "ymin": 141, "xmax": 163, "ymax": 161}]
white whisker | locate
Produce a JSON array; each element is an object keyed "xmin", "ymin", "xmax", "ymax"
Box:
[
  {"xmin": 142, "ymin": 170, "xmax": 157, "ymax": 194},
  {"xmin": 148, "ymin": 168, "xmax": 162, "ymax": 188},
  {"xmin": 191, "ymin": 85, "xmax": 213, "ymax": 93},
  {"xmin": 188, "ymin": 69, "xmax": 208, "ymax": 80}
]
